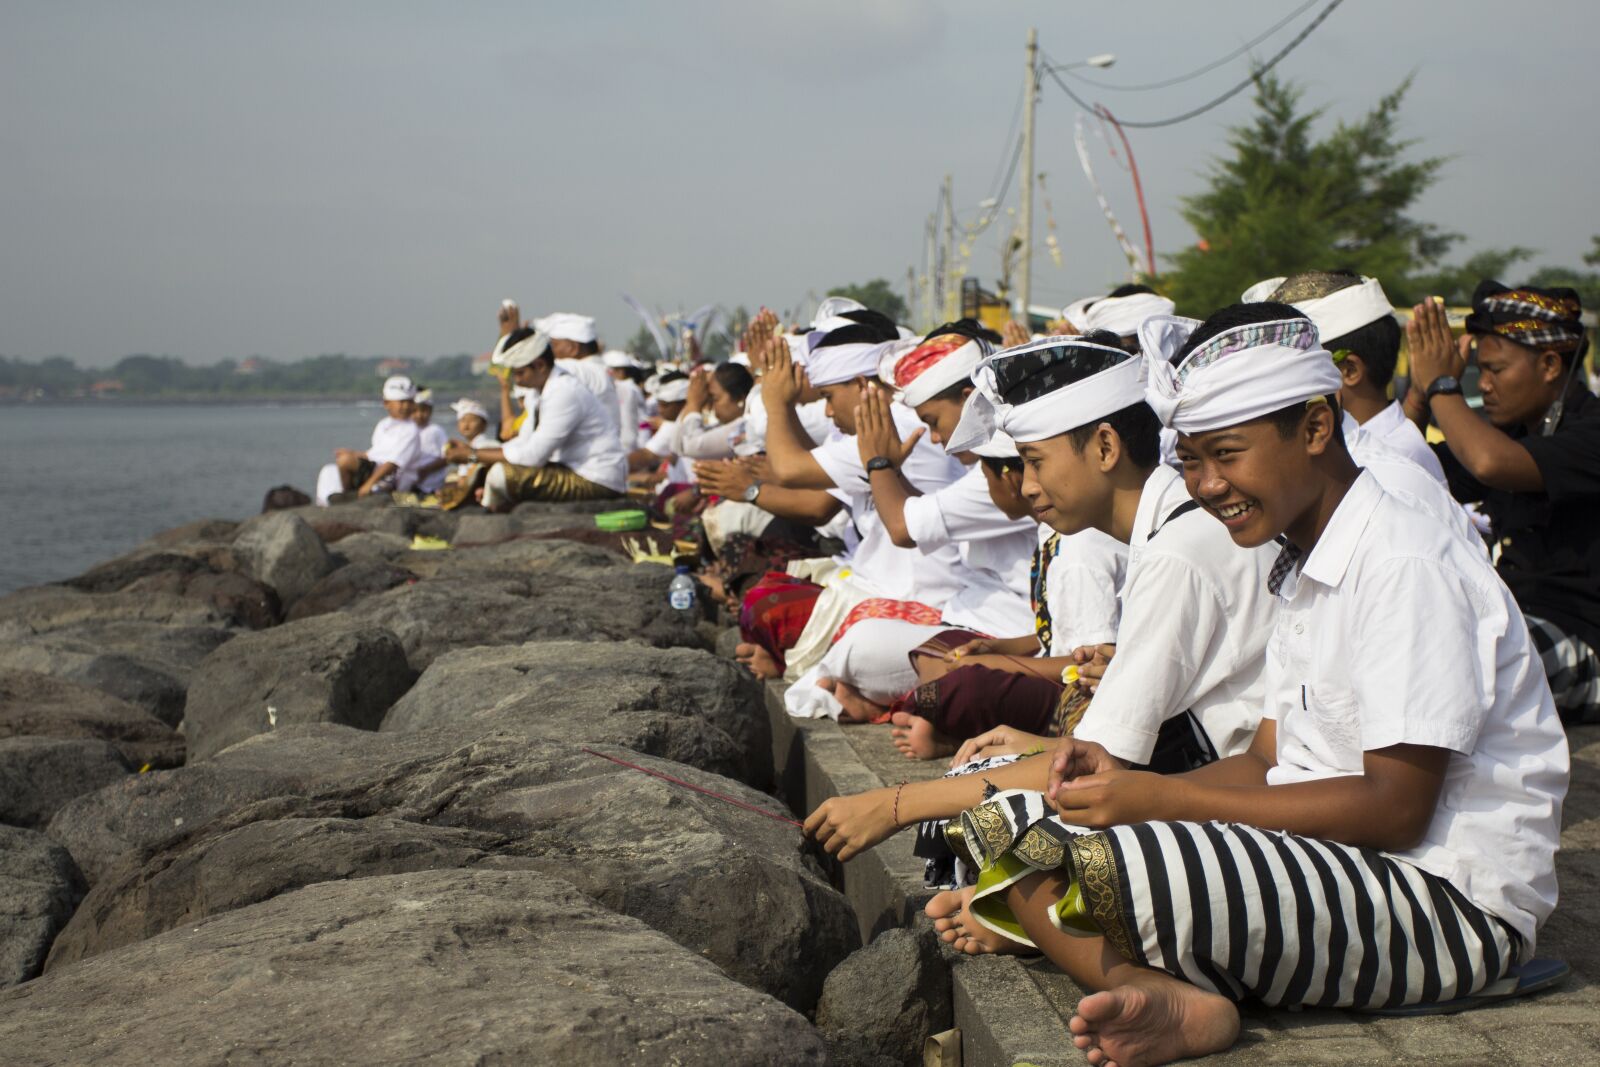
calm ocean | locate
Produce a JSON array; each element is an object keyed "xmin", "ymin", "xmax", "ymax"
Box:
[{"xmin": 0, "ymin": 403, "xmax": 398, "ymax": 594}]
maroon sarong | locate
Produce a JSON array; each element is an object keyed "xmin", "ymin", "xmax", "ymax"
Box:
[{"xmin": 907, "ymin": 662, "xmax": 1063, "ymax": 741}]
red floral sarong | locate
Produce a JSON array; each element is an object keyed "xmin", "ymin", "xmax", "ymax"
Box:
[
  {"xmin": 738, "ymin": 571, "xmax": 823, "ymax": 675},
  {"xmin": 830, "ymin": 597, "xmax": 942, "ymax": 646}
]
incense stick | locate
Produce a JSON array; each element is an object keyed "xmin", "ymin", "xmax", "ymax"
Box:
[{"xmin": 581, "ymin": 747, "xmax": 805, "ymax": 828}]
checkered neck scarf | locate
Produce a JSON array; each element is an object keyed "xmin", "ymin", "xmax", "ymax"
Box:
[{"xmin": 1465, "ymin": 280, "xmax": 1585, "ymax": 352}]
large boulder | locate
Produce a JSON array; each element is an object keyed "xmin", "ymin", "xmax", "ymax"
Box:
[
  {"xmin": 816, "ymin": 926, "xmax": 953, "ymax": 1067},
  {"xmin": 180, "ymin": 614, "xmax": 415, "ymax": 761},
  {"xmin": 228, "ymin": 511, "xmax": 335, "ymax": 605},
  {"xmin": 0, "ymin": 825, "xmax": 85, "ymax": 987},
  {"xmin": 341, "ymin": 567, "xmax": 702, "ymax": 669},
  {"xmin": 0, "ymin": 585, "xmax": 227, "ymax": 635},
  {"xmin": 47, "ymin": 727, "xmax": 859, "ymax": 1009},
  {"xmin": 0, "ymin": 621, "xmax": 234, "ymax": 725},
  {"xmin": 325, "ymin": 529, "xmax": 413, "ymax": 564},
  {"xmin": 381, "ymin": 641, "xmax": 769, "ymax": 789},
  {"xmin": 4, "ymin": 870, "xmax": 826, "ymax": 1066},
  {"xmin": 283, "ymin": 560, "xmax": 416, "ymax": 621},
  {"xmin": 46, "ymin": 815, "xmax": 495, "ymax": 968},
  {"xmin": 58, "ymin": 549, "xmax": 281, "ymax": 630},
  {"xmin": 0, "ymin": 737, "xmax": 130, "ymax": 829},
  {"xmin": 0, "ymin": 670, "xmax": 183, "ymax": 769}
]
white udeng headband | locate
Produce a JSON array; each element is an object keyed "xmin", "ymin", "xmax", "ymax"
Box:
[
  {"xmin": 1240, "ymin": 275, "xmax": 1394, "ymax": 345},
  {"xmin": 1063, "ymin": 292, "xmax": 1176, "ymax": 336},
  {"xmin": 945, "ymin": 337, "xmax": 1147, "ymax": 453},
  {"xmin": 1139, "ymin": 314, "xmax": 1343, "ymax": 434},
  {"xmin": 803, "ymin": 341, "xmax": 885, "ymax": 387}
]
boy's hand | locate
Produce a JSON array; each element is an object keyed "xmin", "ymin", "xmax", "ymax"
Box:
[
  {"xmin": 944, "ymin": 637, "xmax": 998, "ymax": 663},
  {"xmin": 762, "ymin": 333, "xmax": 807, "ymax": 408},
  {"xmin": 803, "ymin": 788, "xmax": 899, "ymax": 861},
  {"xmin": 855, "ymin": 384, "xmax": 923, "ymax": 469},
  {"xmin": 1046, "ymin": 737, "xmax": 1126, "ymax": 803},
  {"xmin": 1070, "ymin": 643, "xmax": 1117, "ymax": 691},
  {"xmin": 950, "ymin": 725, "xmax": 1049, "ymax": 768},
  {"xmin": 1050, "ymin": 768, "xmax": 1169, "ymax": 826}
]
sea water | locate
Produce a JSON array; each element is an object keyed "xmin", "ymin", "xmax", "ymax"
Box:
[{"xmin": 0, "ymin": 403, "xmax": 388, "ymax": 594}]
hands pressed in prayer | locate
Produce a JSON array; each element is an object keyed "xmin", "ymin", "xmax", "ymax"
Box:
[
  {"xmin": 803, "ymin": 788, "xmax": 900, "ymax": 861},
  {"xmin": 497, "ymin": 299, "xmax": 521, "ymax": 338},
  {"xmin": 855, "ymin": 383, "xmax": 923, "ymax": 468},
  {"xmin": 1070, "ymin": 643, "xmax": 1116, "ymax": 692},
  {"xmin": 684, "ymin": 367, "xmax": 711, "ymax": 412},
  {"xmin": 950, "ymin": 725, "xmax": 1051, "ymax": 768},
  {"xmin": 761, "ymin": 329, "xmax": 808, "ymax": 409},
  {"xmin": 1404, "ymin": 296, "xmax": 1469, "ymax": 394},
  {"xmin": 1045, "ymin": 737, "xmax": 1128, "ymax": 812},
  {"xmin": 1001, "ymin": 319, "xmax": 1032, "ymax": 348}
]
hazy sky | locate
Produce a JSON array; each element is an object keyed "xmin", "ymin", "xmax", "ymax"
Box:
[{"xmin": 4, "ymin": 1, "xmax": 1596, "ymax": 366}]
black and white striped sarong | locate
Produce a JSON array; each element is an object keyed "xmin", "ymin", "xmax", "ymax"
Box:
[{"xmin": 959, "ymin": 790, "xmax": 1520, "ymax": 1010}]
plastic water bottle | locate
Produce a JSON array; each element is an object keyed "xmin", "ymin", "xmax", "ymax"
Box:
[{"xmin": 668, "ymin": 565, "xmax": 697, "ymax": 614}]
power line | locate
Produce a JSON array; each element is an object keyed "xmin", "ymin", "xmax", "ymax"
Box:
[
  {"xmin": 1042, "ymin": 0, "xmax": 1345, "ymax": 129},
  {"xmin": 1053, "ymin": 0, "xmax": 1319, "ymax": 92}
]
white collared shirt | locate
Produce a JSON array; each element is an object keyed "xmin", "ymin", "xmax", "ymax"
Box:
[
  {"xmin": 1360, "ymin": 399, "xmax": 1447, "ymax": 483},
  {"xmin": 1074, "ymin": 464, "xmax": 1280, "ymax": 764},
  {"xmin": 1265, "ymin": 470, "xmax": 1568, "ymax": 951},
  {"xmin": 1342, "ymin": 411, "xmax": 1481, "ymax": 551},
  {"xmin": 367, "ymin": 416, "xmax": 422, "ymax": 491},
  {"xmin": 903, "ymin": 463, "xmax": 1038, "ymax": 636},
  {"xmin": 501, "ymin": 365, "xmax": 628, "ymax": 493},
  {"xmin": 415, "ymin": 423, "xmax": 450, "ymax": 493},
  {"xmin": 811, "ymin": 402, "xmax": 968, "ymax": 607},
  {"xmin": 1045, "ymin": 526, "xmax": 1128, "ymax": 654}
]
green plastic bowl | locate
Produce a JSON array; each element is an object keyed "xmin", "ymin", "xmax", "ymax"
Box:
[{"xmin": 594, "ymin": 509, "xmax": 649, "ymax": 532}]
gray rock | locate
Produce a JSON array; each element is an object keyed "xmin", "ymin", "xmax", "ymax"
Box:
[
  {"xmin": 47, "ymin": 726, "xmax": 859, "ymax": 1009},
  {"xmin": 817, "ymin": 926, "xmax": 953, "ymax": 1067},
  {"xmin": 229, "ymin": 511, "xmax": 335, "ymax": 605},
  {"xmin": 284, "ymin": 560, "xmax": 416, "ymax": 621},
  {"xmin": 0, "ymin": 670, "xmax": 184, "ymax": 769},
  {"xmin": 0, "ymin": 621, "xmax": 235, "ymax": 725},
  {"xmin": 46, "ymin": 815, "xmax": 496, "ymax": 968},
  {"xmin": 4, "ymin": 869, "xmax": 826, "ymax": 1067},
  {"xmin": 0, "ymin": 737, "xmax": 130, "ymax": 829},
  {"xmin": 180, "ymin": 614, "xmax": 415, "ymax": 761},
  {"xmin": 512, "ymin": 498, "xmax": 635, "ymax": 516},
  {"xmin": 341, "ymin": 567, "xmax": 702, "ymax": 669},
  {"xmin": 716, "ymin": 625, "xmax": 743, "ymax": 659},
  {"xmin": 0, "ymin": 585, "xmax": 227, "ymax": 637},
  {"xmin": 0, "ymin": 825, "xmax": 85, "ymax": 987},
  {"xmin": 120, "ymin": 569, "xmax": 280, "ymax": 630},
  {"xmin": 140, "ymin": 518, "xmax": 240, "ymax": 549},
  {"xmin": 381, "ymin": 641, "xmax": 769, "ymax": 789},
  {"xmin": 325, "ymin": 529, "xmax": 413, "ymax": 564},
  {"xmin": 452, "ymin": 512, "xmax": 515, "ymax": 545}
]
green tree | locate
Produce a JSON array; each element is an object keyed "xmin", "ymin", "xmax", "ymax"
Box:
[
  {"xmin": 1586, "ymin": 235, "xmax": 1600, "ymax": 267},
  {"xmin": 1413, "ymin": 247, "xmax": 1534, "ymax": 306},
  {"xmin": 1158, "ymin": 73, "xmax": 1454, "ymax": 316},
  {"xmin": 826, "ymin": 279, "xmax": 910, "ymax": 324}
]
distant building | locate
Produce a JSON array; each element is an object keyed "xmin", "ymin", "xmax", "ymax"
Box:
[
  {"xmin": 376, "ymin": 358, "xmax": 412, "ymax": 377},
  {"xmin": 89, "ymin": 379, "xmax": 124, "ymax": 397},
  {"xmin": 236, "ymin": 357, "xmax": 263, "ymax": 375},
  {"xmin": 471, "ymin": 351, "xmax": 495, "ymax": 376}
]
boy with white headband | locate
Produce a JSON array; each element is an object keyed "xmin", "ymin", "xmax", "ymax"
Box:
[
  {"xmin": 409, "ymin": 389, "xmax": 450, "ymax": 496},
  {"xmin": 904, "ymin": 302, "xmax": 1567, "ymax": 1066},
  {"xmin": 735, "ymin": 315, "xmax": 966, "ymax": 681}
]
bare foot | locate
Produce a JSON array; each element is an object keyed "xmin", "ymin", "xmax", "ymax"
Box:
[
  {"xmin": 924, "ymin": 887, "xmax": 1028, "ymax": 956},
  {"xmin": 890, "ymin": 711, "xmax": 956, "ymax": 760},
  {"xmin": 1069, "ymin": 979, "xmax": 1240, "ymax": 1066},
  {"xmin": 827, "ymin": 680, "xmax": 888, "ymax": 723},
  {"xmin": 735, "ymin": 642, "xmax": 780, "ymax": 679}
]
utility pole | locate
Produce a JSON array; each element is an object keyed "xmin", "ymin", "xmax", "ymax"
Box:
[
  {"xmin": 942, "ymin": 173, "xmax": 956, "ymax": 321},
  {"xmin": 924, "ymin": 214, "xmax": 937, "ymax": 330},
  {"xmin": 1017, "ymin": 27, "xmax": 1038, "ymax": 326}
]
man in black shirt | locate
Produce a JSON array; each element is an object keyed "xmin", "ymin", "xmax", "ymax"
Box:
[{"xmin": 1406, "ymin": 281, "xmax": 1599, "ymax": 724}]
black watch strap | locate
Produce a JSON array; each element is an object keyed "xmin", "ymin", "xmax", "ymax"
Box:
[
  {"xmin": 865, "ymin": 455, "xmax": 895, "ymax": 472},
  {"xmin": 1425, "ymin": 375, "xmax": 1463, "ymax": 398}
]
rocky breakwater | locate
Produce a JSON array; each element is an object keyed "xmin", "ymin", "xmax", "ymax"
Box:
[{"xmin": 0, "ymin": 499, "xmax": 858, "ymax": 1065}]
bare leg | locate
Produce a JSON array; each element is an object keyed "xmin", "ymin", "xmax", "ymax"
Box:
[
  {"xmin": 924, "ymin": 886, "xmax": 1030, "ymax": 956},
  {"xmin": 1005, "ymin": 871, "xmax": 1239, "ymax": 1066},
  {"xmin": 735, "ymin": 642, "xmax": 781, "ymax": 680},
  {"xmin": 890, "ymin": 710, "xmax": 956, "ymax": 760}
]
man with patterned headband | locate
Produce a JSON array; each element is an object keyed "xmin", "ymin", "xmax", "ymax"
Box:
[
  {"xmin": 1407, "ymin": 282, "xmax": 1600, "ymax": 724},
  {"xmin": 888, "ymin": 301, "xmax": 1567, "ymax": 1067}
]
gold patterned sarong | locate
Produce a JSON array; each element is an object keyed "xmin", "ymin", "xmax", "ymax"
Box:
[{"xmin": 498, "ymin": 462, "xmax": 621, "ymax": 503}]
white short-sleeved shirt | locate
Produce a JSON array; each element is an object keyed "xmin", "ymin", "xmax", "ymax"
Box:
[
  {"xmin": 1074, "ymin": 464, "xmax": 1280, "ymax": 764},
  {"xmin": 903, "ymin": 463, "xmax": 1037, "ymax": 636},
  {"xmin": 1342, "ymin": 411, "xmax": 1481, "ymax": 551},
  {"xmin": 367, "ymin": 417, "xmax": 422, "ymax": 491},
  {"xmin": 1265, "ymin": 470, "xmax": 1568, "ymax": 951},
  {"xmin": 1045, "ymin": 526, "xmax": 1129, "ymax": 655},
  {"xmin": 414, "ymin": 423, "xmax": 450, "ymax": 493},
  {"xmin": 1360, "ymin": 399, "xmax": 1448, "ymax": 483},
  {"xmin": 501, "ymin": 365, "xmax": 628, "ymax": 493},
  {"xmin": 810, "ymin": 402, "xmax": 967, "ymax": 607}
]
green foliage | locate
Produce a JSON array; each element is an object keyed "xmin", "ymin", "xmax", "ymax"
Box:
[
  {"xmin": 1586, "ymin": 235, "xmax": 1600, "ymax": 268},
  {"xmin": 1412, "ymin": 247, "xmax": 1535, "ymax": 306},
  {"xmin": 1525, "ymin": 265, "xmax": 1600, "ymax": 315},
  {"xmin": 826, "ymin": 279, "xmax": 910, "ymax": 325},
  {"xmin": 1157, "ymin": 73, "xmax": 1455, "ymax": 316}
]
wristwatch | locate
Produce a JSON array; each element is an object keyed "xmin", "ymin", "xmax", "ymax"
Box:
[
  {"xmin": 1425, "ymin": 375, "xmax": 1463, "ymax": 399},
  {"xmin": 741, "ymin": 480, "xmax": 762, "ymax": 503},
  {"xmin": 865, "ymin": 455, "xmax": 895, "ymax": 473}
]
